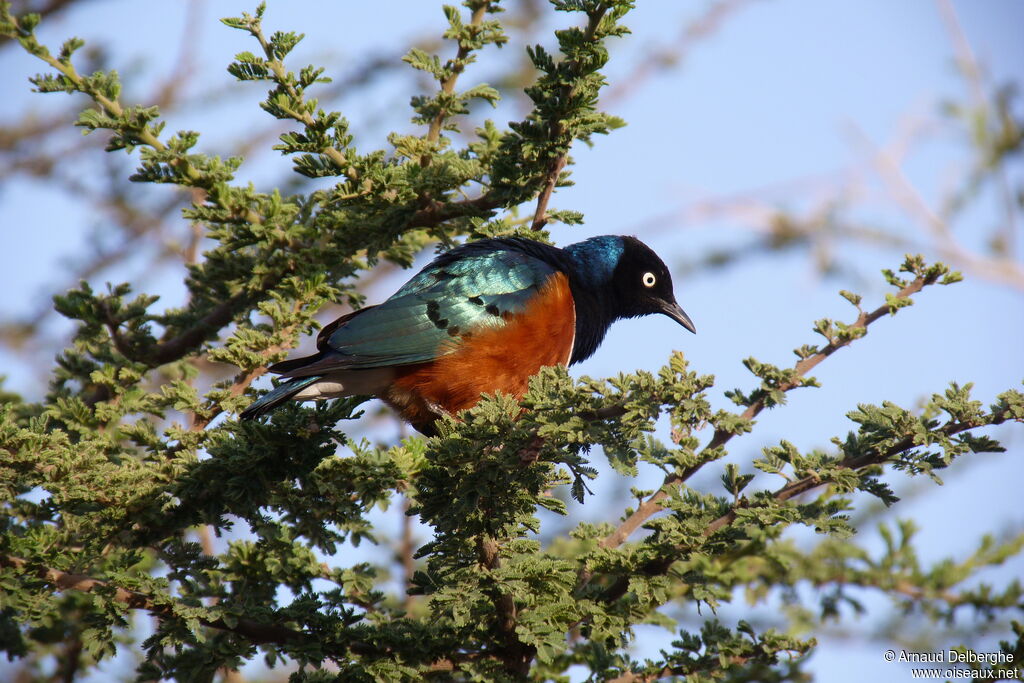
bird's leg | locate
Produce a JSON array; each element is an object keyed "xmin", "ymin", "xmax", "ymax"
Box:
[
  {"xmin": 410, "ymin": 398, "xmax": 453, "ymax": 436},
  {"xmin": 422, "ymin": 398, "xmax": 451, "ymax": 420},
  {"xmin": 518, "ymin": 435, "xmax": 545, "ymax": 465}
]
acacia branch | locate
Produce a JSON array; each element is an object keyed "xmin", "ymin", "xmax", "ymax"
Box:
[
  {"xmin": 123, "ymin": 190, "xmax": 500, "ymax": 371},
  {"xmin": 530, "ymin": 5, "xmax": 610, "ymax": 231},
  {"xmin": 187, "ymin": 300, "xmax": 307, "ymax": 430},
  {"xmin": 424, "ymin": 2, "xmax": 490, "ymax": 151},
  {"xmin": 0, "ymin": 553, "xmax": 306, "ymax": 645},
  {"xmin": 530, "ymin": 156, "xmax": 567, "ymax": 232},
  {"xmin": 574, "ymin": 273, "xmax": 943, "ymax": 598},
  {"xmin": 188, "ymin": 363, "xmax": 267, "ymax": 432},
  {"xmin": 477, "ymin": 535, "xmax": 533, "ymax": 675},
  {"xmin": 93, "ymin": 295, "xmax": 246, "ymax": 372},
  {"xmin": 595, "ymin": 409, "xmax": 1013, "ymax": 604},
  {"xmin": 151, "ymin": 295, "xmax": 248, "ymax": 366},
  {"xmin": 11, "ymin": 20, "xmax": 251, "ymax": 210},
  {"xmin": 247, "ymin": 27, "xmax": 350, "ymax": 175},
  {"xmin": 406, "ymin": 192, "xmax": 500, "ymax": 228},
  {"xmin": 2, "ymin": 9, "xmax": 281, "ymax": 377},
  {"xmin": 0, "ymin": 1, "xmax": 73, "ymax": 46},
  {"xmin": 0, "ymin": 552, "xmax": 474, "ymax": 671}
]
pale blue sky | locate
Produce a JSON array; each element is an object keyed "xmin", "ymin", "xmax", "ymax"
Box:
[{"xmin": 1, "ymin": 2, "xmax": 1022, "ymax": 681}]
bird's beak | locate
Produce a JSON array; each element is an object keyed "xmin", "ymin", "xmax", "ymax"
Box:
[{"xmin": 660, "ymin": 300, "xmax": 696, "ymax": 334}]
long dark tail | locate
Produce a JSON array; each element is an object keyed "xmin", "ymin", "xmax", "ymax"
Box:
[{"xmin": 239, "ymin": 376, "xmax": 322, "ymax": 421}]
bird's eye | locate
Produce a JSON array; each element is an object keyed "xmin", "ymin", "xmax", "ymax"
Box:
[{"xmin": 641, "ymin": 272, "xmax": 657, "ymax": 288}]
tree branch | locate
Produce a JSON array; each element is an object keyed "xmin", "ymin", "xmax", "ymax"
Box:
[
  {"xmin": 405, "ymin": 192, "xmax": 500, "ymax": 228},
  {"xmin": 424, "ymin": 1, "xmax": 490, "ymax": 152},
  {"xmin": 603, "ymin": 0, "xmax": 756, "ymax": 105},
  {"xmin": 573, "ymin": 273, "xmax": 944, "ymax": 599},
  {"xmin": 151, "ymin": 296, "xmax": 248, "ymax": 366},
  {"xmin": 477, "ymin": 535, "xmax": 534, "ymax": 676},
  {"xmin": 0, "ymin": 552, "xmax": 473, "ymax": 672},
  {"xmin": 0, "ymin": 553, "xmax": 306, "ymax": 645},
  {"xmin": 530, "ymin": 5, "xmax": 610, "ymax": 231},
  {"xmin": 595, "ymin": 409, "xmax": 1013, "ymax": 604},
  {"xmin": 530, "ymin": 156, "xmax": 567, "ymax": 232}
]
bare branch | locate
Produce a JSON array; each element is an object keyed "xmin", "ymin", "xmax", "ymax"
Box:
[
  {"xmin": 936, "ymin": 0, "xmax": 1019, "ymax": 257},
  {"xmin": 853, "ymin": 125, "xmax": 1024, "ymax": 290}
]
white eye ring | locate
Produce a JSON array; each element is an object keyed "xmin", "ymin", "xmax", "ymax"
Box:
[{"xmin": 642, "ymin": 272, "xmax": 657, "ymax": 288}]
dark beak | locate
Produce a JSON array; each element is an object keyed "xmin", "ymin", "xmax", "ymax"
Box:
[{"xmin": 660, "ymin": 300, "xmax": 696, "ymax": 334}]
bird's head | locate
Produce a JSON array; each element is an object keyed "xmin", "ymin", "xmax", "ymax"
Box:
[
  {"xmin": 610, "ymin": 236, "xmax": 696, "ymax": 333},
  {"xmin": 567, "ymin": 235, "xmax": 696, "ymax": 334}
]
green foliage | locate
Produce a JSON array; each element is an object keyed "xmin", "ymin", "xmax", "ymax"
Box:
[{"xmin": 0, "ymin": 2, "xmax": 1021, "ymax": 681}]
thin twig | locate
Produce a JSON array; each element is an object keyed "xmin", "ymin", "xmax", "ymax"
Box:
[
  {"xmin": 248, "ymin": 15, "xmax": 361, "ymax": 177},
  {"xmin": 936, "ymin": 0, "xmax": 985, "ymax": 106},
  {"xmin": 936, "ymin": 0, "xmax": 1019, "ymax": 255}
]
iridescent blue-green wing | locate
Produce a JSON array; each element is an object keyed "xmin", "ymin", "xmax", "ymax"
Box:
[{"xmin": 280, "ymin": 247, "xmax": 557, "ymax": 375}]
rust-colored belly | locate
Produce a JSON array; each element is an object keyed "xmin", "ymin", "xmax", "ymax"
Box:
[{"xmin": 384, "ymin": 272, "xmax": 575, "ymax": 432}]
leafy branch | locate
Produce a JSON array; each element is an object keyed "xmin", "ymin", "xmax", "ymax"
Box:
[
  {"xmin": 587, "ymin": 256, "xmax": 964, "ymax": 563},
  {"xmin": 528, "ymin": 1, "xmax": 618, "ymax": 230},
  {"xmin": 0, "ymin": 553, "xmax": 479, "ymax": 673},
  {"xmin": 0, "ymin": 554, "xmax": 306, "ymax": 645},
  {"xmin": 594, "ymin": 391, "xmax": 1021, "ymax": 605}
]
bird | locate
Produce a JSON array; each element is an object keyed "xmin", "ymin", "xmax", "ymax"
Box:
[{"xmin": 240, "ymin": 235, "xmax": 695, "ymax": 434}]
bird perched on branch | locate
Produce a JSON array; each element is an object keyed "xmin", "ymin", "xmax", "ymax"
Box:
[{"xmin": 240, "ymin": 235, "xmax": 695, "ymax": 434}]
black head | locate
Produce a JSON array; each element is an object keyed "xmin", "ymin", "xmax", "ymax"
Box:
[
  {"xmin": 607, "ymin": 236, "xmax": 696, "ymax": 333},
  {"xmin": 561, "ymin": 235, "xmax": 695, "ymax": 364}
]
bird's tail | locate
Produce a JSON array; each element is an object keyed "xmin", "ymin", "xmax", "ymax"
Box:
[{"xmin": 239, "ymin": 375, "xmax": 322, "ymax": 421}]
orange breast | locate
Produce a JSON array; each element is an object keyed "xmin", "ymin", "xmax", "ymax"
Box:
[{"xmin": 384, "ymin": 271, "xmax": 575, "ymax": 432}]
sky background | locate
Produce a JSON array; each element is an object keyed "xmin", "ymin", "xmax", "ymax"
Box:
[{"xmin": 1, "ymin": 1, "xmax": 1022, "ymax": 681}]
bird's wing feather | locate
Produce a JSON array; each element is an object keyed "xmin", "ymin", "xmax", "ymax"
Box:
[
  {"xmin": 315, "ymin": 305, "xmax": 377, "ymax": 349},
  {"xmin": 287, "ymin": 248, "xmax": 558, "ymax": 374}
]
